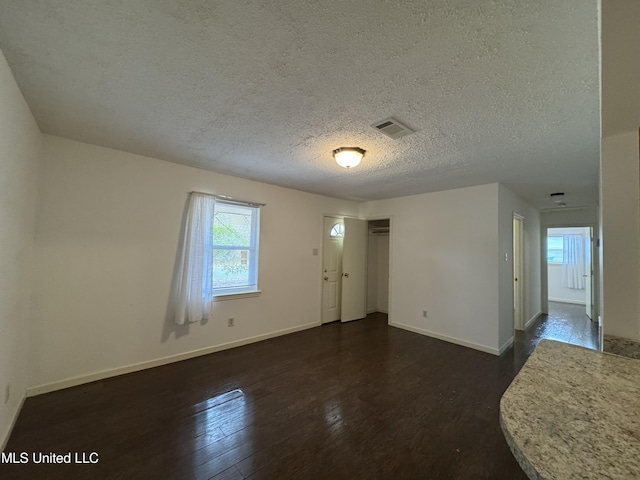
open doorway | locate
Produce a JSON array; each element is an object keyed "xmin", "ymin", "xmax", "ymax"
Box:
[
  {"xmin": 542, "ymin": 226, "xmax": 599, "ymax": 349},
  {"xmin": 367, "ymin": 219, "xmax": 390, "ymax": 315},
  {"xmin": 547, "ymin": 227, "xmax": 592, "ymax": 315}
]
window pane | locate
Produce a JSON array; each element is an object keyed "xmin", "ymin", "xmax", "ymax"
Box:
[
  {"xmin": 330, "ymin": 223, "xmax": 344, "ymax": 237},
  {"xmin": 547, "ymin": 236, "xmax": 564, "ymax": 263},
  {"xmin": 211, "ymin": 201, "xmax": 259, "ymax": 295},
  {"xmin": 214, "ymin": 204, "xmax": 253, "ymax": 246},
  {"xmin": 213, "ymin": 249, "xmax": 254, "ymax": 288}
]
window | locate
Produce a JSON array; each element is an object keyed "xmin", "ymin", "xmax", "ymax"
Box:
[
  {"xmin": 330, "ymin": 223, "xmax": 344, "ymax": 237},
  {"xmin": 212, "ymin": 201, "xmax": 260, "ymax": 296},
  {"xmin": 547, "ymin": 236, "xmax": 564, "ymax": 264},
  {"xmin": 174, "ymin": 193, "xmax": 263, "ymax": 325}
]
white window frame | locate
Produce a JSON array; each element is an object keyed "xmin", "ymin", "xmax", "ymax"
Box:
[
  {"xmin": 547, "ymin": 235, "xmax": 564, "ymax": 265},
  {"xmin": 212, "ymin": 200, "xmax": 260, "ymax": 297}
]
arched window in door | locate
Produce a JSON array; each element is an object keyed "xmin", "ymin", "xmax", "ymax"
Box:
[{"xmin": 330, "ymin": 223, "xmax": 345, "ymax": 238}]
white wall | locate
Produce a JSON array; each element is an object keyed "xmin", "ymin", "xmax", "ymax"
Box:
[
  {"xmin": 0, "ymin": 49, "xmax": 41, "ymax": 447},
  {"xmin": 599, "ymin": 0, "xmax": 640, "ymax": 342},
  {"xmin": 600, "ymin": 0, "xmax": 640, "ymax": 138},
  {"xmin": 548, "ymin": 265, "xmax": 587, "ymax": 304},
  {"xmin": 366, "ymin": 234, "xmax": 389, "ymax": 313},
  {"xmin": 31, "ymin": 136, "xmax": 359, "ymax": 391},
  {"xmin": 360, "ymin": 184, "xmax": 502, "ymax": 354},
  {"xmin": 541, "ymin": 207, "xmax": 598, "ymax": 228},
  {"xmin": 547, "ymin": 227, "xmax": 588, "ymax": 305},
  {"xmin": 600, "ymin": 132, "xmax": 640, "ymax": 340},
  {"xmin": 497, "ymin": 185, "xmax": 541, "ymax": 349}
]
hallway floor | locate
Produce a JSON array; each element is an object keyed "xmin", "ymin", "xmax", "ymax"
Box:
[{"xmin": 512, "ymin": 301, "xmax": 600, "ymax": 365}]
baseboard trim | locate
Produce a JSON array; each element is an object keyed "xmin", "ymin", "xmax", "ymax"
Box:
[
  {"xmin": 27, "ymin": 322, "xmax": 319, "ymax": 397},
  {"xmin": 548, "ymin": 297, "xmax": 586, "ymax": 306},
  {"xmin": 525, "ymin": 311, "xmax": 542, "ymax": 330},
  {"xmin": 1, "ymin": 393, "xmax": 26, "ymax": 452},
  {"xmin": 499, "ymin": 337, "xmax": 514, "ymax": 355},
  {"xmin": 388, "ymin": 321, "xmax": 499, "ymax": 355}
]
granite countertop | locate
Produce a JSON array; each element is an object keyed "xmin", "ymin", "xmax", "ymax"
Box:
[{"xmin": 500, "ymin": 339, "xmax": 640, "ymax": 480}]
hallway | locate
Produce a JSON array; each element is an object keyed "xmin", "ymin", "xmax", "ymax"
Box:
[
  {"xmin": 511, "ymin": 301, "xmax": 600, "ymax": 367},
  {"xmin": 533, "ymin": 302, "xmax": 600, "ymax": 350}
]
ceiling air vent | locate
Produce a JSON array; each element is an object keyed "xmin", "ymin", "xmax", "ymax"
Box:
[{"xmin": 371, "ymin": 117, "xmax": 414, "ymax": 139}]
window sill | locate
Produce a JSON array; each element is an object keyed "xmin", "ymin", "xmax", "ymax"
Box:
[{"xmin": 213, "ymin": 290, "xmax": 261, "ymax": 301}]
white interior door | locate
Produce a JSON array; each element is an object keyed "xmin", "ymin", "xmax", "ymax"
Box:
[
  {"xmin": 322, "ymin": 216, "xmax": 343, "ymax": 323},
  {"xmin": 585, "ymin": 227, "xmax": 594, "ymax": 320},
  {"xmin": 341, "ymin": 218, "xmax": 367, "ymax": 323},
  {"xmin": 513, "ymin": 215, "xmax": 525, "ymax": 331}
]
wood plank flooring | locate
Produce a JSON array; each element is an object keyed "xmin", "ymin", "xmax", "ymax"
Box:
[{"xmin": 2, "ymin": 313, "xmax": 541, "ymax": 479}]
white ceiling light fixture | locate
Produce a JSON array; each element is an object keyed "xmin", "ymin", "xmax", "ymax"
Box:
[
  {"xmin": 550, "ymin": 192, "xmax": 566, "ymax": 206},
  {"xmin": 333, "ymin": 147, "xmax": 366, "ymax": 169}
]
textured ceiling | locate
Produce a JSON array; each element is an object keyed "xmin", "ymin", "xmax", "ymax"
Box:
[{"xmin": 0, "ymin": 0, "xmax": 600, "ymax": 208}]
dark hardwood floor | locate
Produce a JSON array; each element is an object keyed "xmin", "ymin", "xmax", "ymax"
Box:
[{"xmin": 2, "ymin": 313, "xmax": 547, "ymax": 480}]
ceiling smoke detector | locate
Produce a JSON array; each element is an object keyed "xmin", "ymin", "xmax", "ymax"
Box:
[{"xmin": 371, "ymin": 117, "xmax": 414, "ymax": 139}]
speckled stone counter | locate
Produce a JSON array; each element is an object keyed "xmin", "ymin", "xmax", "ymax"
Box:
[
  {"xmin": 500, "ymin": 339, "xmax": 640, "ymax": 480},
  {"xmin": 604, "ymin": 334, "xmax": 640, "ymax": 359}
]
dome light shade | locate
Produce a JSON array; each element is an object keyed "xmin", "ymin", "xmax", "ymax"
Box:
[{"xmin": 333, "ymin": 147, "xmax": 365, "ymax": 168}]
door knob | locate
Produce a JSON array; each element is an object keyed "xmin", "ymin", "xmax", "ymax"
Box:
[
  {"xmin": 324, "ymin": 277, "xmax": 328, "ymax": 281},
  {"xmin": 344, "ymin": 273, "xmax": 349, "ymax": 278}
]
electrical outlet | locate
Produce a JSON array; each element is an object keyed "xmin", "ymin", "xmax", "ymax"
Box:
[
  {"xmin": 228, "ymin": 317, "xmax": 235, "ymax": 327},
  {"xmin": 4, "ymin": 383, "xmax": 10, "ymax": 404},
  {"xmin": 422, "ymin": 310, "xmax": 428, "ymax": 318}
]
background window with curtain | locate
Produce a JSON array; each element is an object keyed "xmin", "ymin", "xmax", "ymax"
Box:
[
  {"xmin": 212, "ymin": 201, "xmax": 260, "ymax": 295},
  {"xmin": 174, "ymin": 193, "xmax": 261, "ymax": 325}
]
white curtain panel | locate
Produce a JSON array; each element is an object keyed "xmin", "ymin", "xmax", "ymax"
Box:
[
  {"xmin": 174, "ymin": 193, "xmax": 216, "ymax": 325},
  {"xmin": 563, "ymin": 234, "xmax": 585, "ymax": 290}
]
